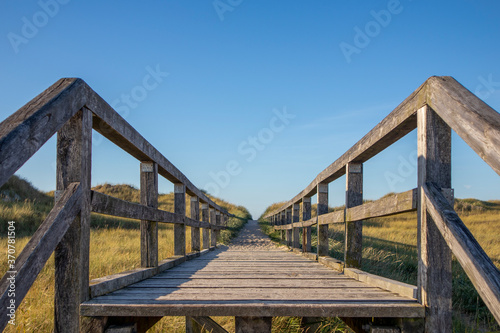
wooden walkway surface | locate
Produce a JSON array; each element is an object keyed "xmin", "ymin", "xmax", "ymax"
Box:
[{"xmin": 81, "ymin": 221, "xmax": 423, "ymax": 319}]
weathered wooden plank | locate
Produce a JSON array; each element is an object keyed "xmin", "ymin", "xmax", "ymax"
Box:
[
  {"xmin": 426, "ymin": 76, "xmax": 500, "ymax": 176},
  {"xmin": 81, "ymin": 301, "xmax": 425, "ymax": 318},
  {"xmin": 140, "ymin": 161, "xmax": 158, "ymax": 268},
  {"xmin": 55, "ymin": 107, "xmax": 92, "ymax": 333},
  {"xmin": 264, "ymin": 78, "xmax": 426, "ymax": 218},
  {"xmin": 346, "ymin": 188, "xmax": 417, "ymax": 222},
  {"xmin": 317, "ymin": 184, "xmax": 329, "ymax": 256},
  {"xmin": 345, "ymin": 163, "xmax": 363, "ymax": 269},
  {"xmin": 318, "ymin": 210, "xmax": 344, "ymax": 225},
  {"xmin": 344, "ymin": 268, "xmax": 417, "ymax": 300},
  {"xmin": 129, "ymin": 280, "xmax": 370, "ymax": 289},
  {"xmin": 94, "ymin": 292, "xmax": 412, "ymax": 302},
  {"xmin": 318, "ymin": 256, "xmax": 344, "ymax": 272},
  {"xmin": 0, "ymin": 78, "xmax": 87, "ymax": 188},
  {"xmin": 0, "ymin": 183, "xmax": 81, "ymax": 331},
  {"xmin": 90, "ymin": 191, "xmax": 222, "ymax": 230},
  {"xmin": 423, "ymin": 183, "xmax": 500, "ymax": 324},
  {"xmin": 417, "ymin": 105, "xmax": 452, "ymax": 332}
]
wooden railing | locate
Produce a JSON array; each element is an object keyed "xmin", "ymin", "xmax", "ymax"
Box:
[
  {"xmin": 263, "ymin": 76, "xmax": 500, "ymax": 332},
  {"xmin": 0, "ymin": 78, "xmax": 233, "ymax": 332}
]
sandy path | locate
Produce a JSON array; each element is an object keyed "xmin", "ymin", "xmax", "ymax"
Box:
[{"xmin": 227, "ymin": 220, "xmax": 282, "ymax": 251}]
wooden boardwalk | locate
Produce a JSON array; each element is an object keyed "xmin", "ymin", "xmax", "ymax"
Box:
[
  {"xmin": 2, "ymin": 76, "xmax": 499, "ymax": 332},
  {"xmin": 81, "ymin": 221, "xmax": 424, "ymax": 320}
]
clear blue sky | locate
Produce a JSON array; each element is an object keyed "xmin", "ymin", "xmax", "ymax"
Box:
[{"xmin": 1, "ymin": 1, "xmax": 499, "ymax": 218}]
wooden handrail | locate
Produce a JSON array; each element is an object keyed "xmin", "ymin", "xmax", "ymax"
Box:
[
  {"xmin": 91, "ymin": 191, "xmax": 226, "ymax": 230},
  {"xmin": 0, "ymin": 182, "xmax": 82, "ymax": 331}
]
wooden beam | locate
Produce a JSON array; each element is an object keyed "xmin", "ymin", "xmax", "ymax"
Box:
[
  {"xmin": 346, "ymin": 188, "xmax": 417, "ymax": 222},
  {"xmin": 0, "ymin": 78, "xmax": 86, "ymax": 188},
  {"xmin": 423, "ymin": 183, "xmax": 500, "ymax": 325},
  {"xmin": 345, "ymin": 163, "xmax": 363, "ymax": 269},
  {"xmin": 317, "ymin": 184, "xmax": 329, "ymax": 257},
  {"xmin": 55, "ymin": 108, "xmax": 92, "ymax": 333},
  {"xmin": 140, "ymin": 161, "xmax": 158, "ymax": 268},
  {"xmin": 417, "ymin": 105, "xmax": 452, "ymax": 333},
  {"xmin": 90, "ymin": 191, "xmax": 219, "ymax": 229},
  {"xmin": 426, "ymin": 76, "xmax": 500, "ymax": 176},
  {"xmin": 344, "ymin": 268, "xmax": 417, "ymax": 299},
  {"xmin": 318, "ymin": 210, "xmax": 344, "ymax": 225},
  {"xmin": 0, "ymin": 183, "xmax": 82, "ymax": 331},
  {"xmin": 174, "ymin": 184, "xmax": 186, "ymax": 256}
]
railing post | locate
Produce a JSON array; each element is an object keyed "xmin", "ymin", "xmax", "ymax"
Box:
[
  {"xmin": 190, "ymin": 196, "xmax": 201, "ymax": 252},
  {"xmin": 345, "ymin": 162, "xmax": 363, "ymax": 268},
  {"xmin": 215, "ymin": 211, "xmax": 221, "ymax": 246},
  {"xmin": 417, "ymin": 105, "xmax": 452, "ymax": 333},
  {"xmin": 302, "ymin": 197, "xmax": 312, "ymax": 252},
  {"xmin": 292, "ymin": 203, "xmax": 300, "ymax": 249},
  {"xmin": 140, "ymin": 162, "xmax": 158, "ymax": 267},
  {"xmin": 280, "ymin": 211, "xmax": 286, "ymax": 242},
  {"xmin": 201, "ymin": 203, "xmax": 210, "ymax": 250},
  {"xmin": 174, "ymin": 184, "xmax": 186, "ymax": 257},
  {"xmin": 285, "ymin": 207, "xmax": 292, "ymax": 247},
  {"xmin": 210, "ymin": 207, "xmax": 217, "ymax": 248},
  {"xmin": 317, "ymin": 183, "xmax": 329, "ymax": 257},
  {"xmin": 54, "ymin": 108, "xmax": 92, "ymax": 332}
]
